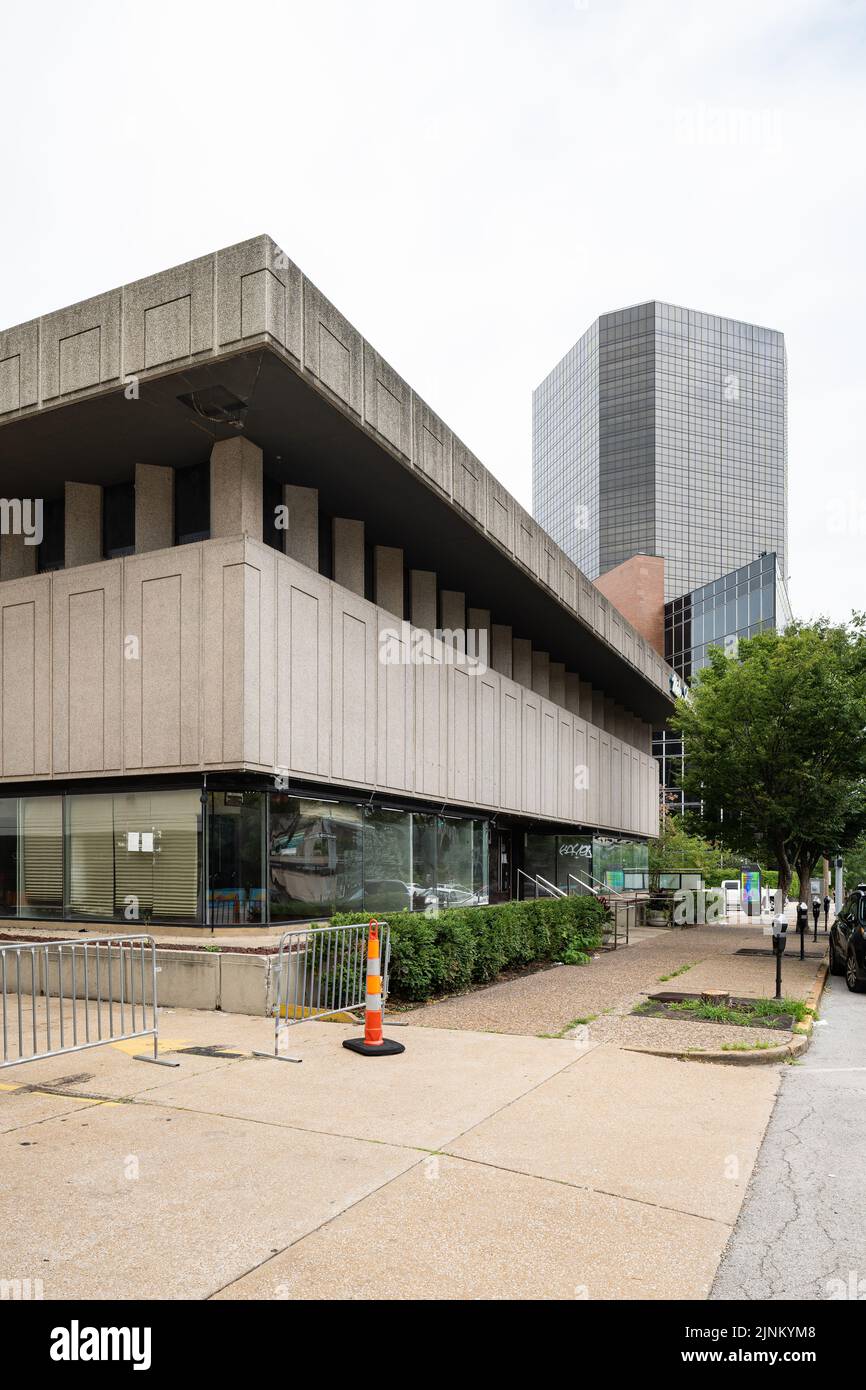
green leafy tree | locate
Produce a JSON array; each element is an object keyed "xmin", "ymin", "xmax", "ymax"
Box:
[
  {"xmin": 670, "ymin": 615, "xmax": 866, "ymax": 904},
  {"xmin": 648, "ymin": 806, "xmax": 718, "ymax": 890}
]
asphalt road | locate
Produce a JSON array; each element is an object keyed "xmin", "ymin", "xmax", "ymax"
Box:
[{"xmin": 712, "ymin": 972, "xmax": 866, "ymax": 1300}]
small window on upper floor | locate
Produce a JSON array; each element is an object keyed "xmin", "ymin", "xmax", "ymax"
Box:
[
  {"xmin": 175, "ymin": 462, "xmax": 210, "ymax": 546},
  {"xmin": 37, "ymin": 497, "xmax": 65, "ymax": 572},
  {"xmin": 103, "ymin": 481, "xmax": 135, "ymax": 558}
]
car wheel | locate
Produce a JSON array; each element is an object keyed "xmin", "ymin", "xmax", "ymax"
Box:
[{"xmin": 846, "ymin": 948, "xmax": 866, "ymax": 993}]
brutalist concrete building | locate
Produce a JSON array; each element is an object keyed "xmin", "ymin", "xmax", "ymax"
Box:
[{"xmin": 0, "ymin": 237, "xmax": 673, "ymax": 928}]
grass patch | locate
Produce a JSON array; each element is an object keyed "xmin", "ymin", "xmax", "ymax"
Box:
[
  {"xmin": 721, "ymin": 1039, "xmax": 776, "ymax": 1052},
  {"xmin": 634, "ymin": 992, "xmax": 809, "ymax": 1032},
  {"xmin": 658, "ymin": 962, "xmax": 696, "ymax": 983}
]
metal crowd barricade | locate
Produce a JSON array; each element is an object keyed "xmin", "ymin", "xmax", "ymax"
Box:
[
  {"xmin": 0, "ymin": 934, "xmax": 178, "ymax": 1071},
  {"xmin": 255, "ymin": 920, "xmax": 392, "ymax": 1063}
]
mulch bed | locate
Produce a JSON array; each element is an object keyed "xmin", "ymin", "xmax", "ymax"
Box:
[{"xmin": 0, "ymin": 932, "xmax": 286, "ymax": 956}]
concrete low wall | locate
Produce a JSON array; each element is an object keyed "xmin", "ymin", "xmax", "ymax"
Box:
[{"xmin": 2, "ymin": 944, "xmax": 295, "ymax": 1017}]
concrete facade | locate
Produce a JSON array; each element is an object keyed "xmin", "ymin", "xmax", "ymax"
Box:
[{"xmin": 0, "ymin": 235, "xmax": 677, "ymax": 926}]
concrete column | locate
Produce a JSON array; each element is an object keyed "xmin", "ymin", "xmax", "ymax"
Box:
[
  {"xmin": 283, "ymin": 484, "xmax": 318, "ymax": 570},
  {"xmin": 0, "ymin": 531, "xmax": 38, "ymax": 581},
  {"xmin": 410, "ymin": 570, "xmax": 437, "ymax": 632},
  {"xmin": 210, "ymin": 437, "xmax": 263, "ymax": 540},
  {"xmin": 333, "ymin": 518, "xmax": 365, "ymax": 597},
  {"xmin": 592, "ymin": 690, "xmax": 605, "ymax": 729},
  {"xmin": 64, "ymin": 482, "xmax": 102, "ymax": 568},
  {"xmin": 565, "ymin": 672, "xmax": 581, "ymax": 716},
  {"xmin": 549, "ymin": 661, "xmax": 565, "ymax": 707},
  {"xmin": 531, "ymin": 650, "xmax": 550, "ymax": 698},
  {"xmin": 135, "ymin": 463, "xmax": 174, "ymax": 553},
  {"xmin": 467, "ymin": 607, "xmax": 490, "ymax": 668},
  {"xmin": 604, "ymin": 697, "xmax": 618, "ymax": 735},
  {"xmin": 375, "ymin": 546, "xmax": 404, "ymax": 618},
  {"xmin": 512, "ymin": 638, "xmax": 532, "ymax": 687},
  {"xmin": 579, "ymin": 681, "xmax": 594, "ymax": 722},
  {"xmin": 440, "ymin": 590, "xmax": 465, "ymax": 635},
  {"xmin": 491, "ymin": 624, "xmax": 513, "ymax": 678}
]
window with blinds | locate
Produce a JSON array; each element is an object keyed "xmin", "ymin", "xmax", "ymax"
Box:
[
  {"xmin": 67, "ymin": 795, "xmax": 115, "ymax": 918},
  {"xmin": 20, "ymin": 797, "xmax": 63, "ymax": 918}
]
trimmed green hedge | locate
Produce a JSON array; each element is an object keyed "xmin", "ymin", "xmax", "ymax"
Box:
[{"xmin": 331, "ymin": 895, "xmax": 608, "ymax": 1002}]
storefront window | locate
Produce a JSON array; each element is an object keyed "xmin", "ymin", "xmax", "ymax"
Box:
[
  {"xmin": 411, "ymin": 814, "xmax": 438, "ymax": 908},
  {"xmin": 269, "ymin": 796, "xmax": 341, "ymax": 921},
  {"xmin": 436, "ymin": 817, "xmax": 474, "ymax": 908},
  {"xmin": 363, "ymin": 808, "xmax": 417, "ymax": 913},
  {"xmin": 472, "ymin": 820, "xmax": 489, "ymax": 905},
  {"xmin": 209, "ymin": 792, "xmax": 265, "ymax": 924},
  {"xmin": 19, "ymin": 797, "xmax": 63, "ymax": 918}
]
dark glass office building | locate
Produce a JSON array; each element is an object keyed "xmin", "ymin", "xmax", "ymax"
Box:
[
  {"xmin": 533, "ymin": 302, "xmax": 788, "ymax": 603},
  {"xmin": 654, "ymin": 552, "xmax": 793, "ymax": 810}
]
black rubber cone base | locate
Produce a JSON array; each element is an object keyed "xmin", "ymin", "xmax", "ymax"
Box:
[{"xmin": 342, "ymin": 1036, "xmax": 406, "ymax": 1057}]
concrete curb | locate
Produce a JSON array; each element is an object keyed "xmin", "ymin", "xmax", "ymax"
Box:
[
  {"xmin": 625, "ymin": 953, "xmax": 831, "ymax": 1067},
  {"xmin": 623, "ymin": 1034, "xmax": 811, "ymax": 1066}
]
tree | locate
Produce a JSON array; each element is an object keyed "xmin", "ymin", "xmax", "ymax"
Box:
[
  {"xmin": 648, "ymin": 805, "xmax": 718, "ymax": 891},
  {"xmin": 670, "ymin": 615, "xmax": 866, "ymax": 904}
]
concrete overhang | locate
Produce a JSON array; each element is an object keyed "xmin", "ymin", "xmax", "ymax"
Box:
[{"xmin": 0, "ymin": 235, "xmax": 676, "ymax": 727}]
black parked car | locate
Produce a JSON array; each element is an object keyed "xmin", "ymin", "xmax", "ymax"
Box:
[{"xmin": 829, "ymin": 885, "xmax": 866, "ymax": 993}]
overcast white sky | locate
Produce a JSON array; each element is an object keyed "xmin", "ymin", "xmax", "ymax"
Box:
[{"xmin": 1, "ymin": 0, "xmax": 863, "ymax": 621}]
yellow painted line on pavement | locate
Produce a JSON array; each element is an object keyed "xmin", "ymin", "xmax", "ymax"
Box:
[
  {"xmin": 109, "ymin": 1037, "xmax": 189, "ymax": 1057},
  {"xmin": 0, "ymin": 1081, "xmax": 23, "ymax": 1092}
]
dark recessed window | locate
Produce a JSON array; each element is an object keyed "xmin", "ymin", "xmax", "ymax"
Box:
[
  {"xmin": 37, "ymin": 497, "xmax": 65, "ymax": 572},
  {"xmin": 262, "ymin": 474, "xmax": 283, "ymax": 553},
  {"xmin": 175, "ymin": 462, "xmax": 210, "ymax": 546},
  {"xmin": 103, "ymin": 481, "xmax": 135, "ymax": 558}
]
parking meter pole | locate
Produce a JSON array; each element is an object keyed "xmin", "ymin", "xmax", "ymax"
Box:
[{"xmin": 772, "ymin": 907, "xmax": 787, "ymax": 1001}]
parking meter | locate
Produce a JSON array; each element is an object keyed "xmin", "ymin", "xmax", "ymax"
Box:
[
  {"xmin": 796, "ymin": 901, "xmax": 809, "ymax": 961},
  {"xmin": 772, "ymin": 912, "xmax": 787, "ymax": 998}
]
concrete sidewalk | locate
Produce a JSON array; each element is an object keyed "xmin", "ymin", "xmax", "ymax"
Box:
[
  {"xmin": 405, "ymin": 923, "xmax": 827, "ymax": 1054},
  {"xmin": 0, "ymin": 1004, "xmax": 780, "ymax": 1300}
]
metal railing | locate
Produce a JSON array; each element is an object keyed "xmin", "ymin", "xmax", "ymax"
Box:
[
  {"xmin": 255, "ymin": 921, "xmax": 392, "ymax": 1063},
  {"xmin": 517, "ymin": 869, "xmax": 566, "ymax": 900},
  {"xmin": 0, "ymin": 934, "xmax": 178, "ymax": 1071}
]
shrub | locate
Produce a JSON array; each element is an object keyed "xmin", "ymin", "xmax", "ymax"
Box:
[{"xmin": 331, "ymin": 895, "xmax": 608, "ymax": 1002}]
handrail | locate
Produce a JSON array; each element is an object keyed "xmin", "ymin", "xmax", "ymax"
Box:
[
  {"xmin": 568, "ymin": 872, "xmax": 600, "ymax": 896},
  {"xmin": 516, "ymin": 869, "xmax": 563, "ymax": 899},
  {"xmin": 535, "ymin": 874, "xmax": 567, "ymax": 899}
]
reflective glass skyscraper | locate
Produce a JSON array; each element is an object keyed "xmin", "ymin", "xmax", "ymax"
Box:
[{"xmin": 532, "ymin": 302, "xmax": 788, "ymax": 602}]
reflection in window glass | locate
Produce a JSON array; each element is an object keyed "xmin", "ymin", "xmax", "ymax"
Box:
[
  {"xmin": 363, "ymin": 809, "xmax": 417, "ymax": 913},
  {"xmin": 412, "ymin": 814, "xmax": 438, "ymax": 907},
  {"xmin": 473, "ymin": 821, "xmax": 489, "ymax": 904},
  {"xmin": 209, "ymin": 792, "xmax": 265, "ymax": 924},
  {"xmin": 269, "ymin": 796, "xmax": 339, "ymax": 922},
  {"xmin": 436, "ymin": 818, "xmax": 474, "ymax": 908}
]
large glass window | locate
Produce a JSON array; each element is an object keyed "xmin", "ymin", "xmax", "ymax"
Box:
[
  {"xmin": 270, "ymin": 796, "xmax": 339, "ymax": 921},
  {"xmin": 209, "ymin": 791, "xmax": 265, "ymax": 924},
  {"xmin": 436, "ymin": 817, "xmax": 474, "ymax": 908},
  {"xmin": 19, "ymin": 797, "xmax": 63, "ymax": 918},
  {"xmin": 472, "ymin": 821, "xmax": 489, "ymax": 905},
  {"xmin": 113, "ymin": 790, "xmax": 201, "ymax": 924},
  {"xmin": 67, "ymin": 793, "xmax": 115, "ymax": 918},
  {"xmin": 363, "ymin": 808, "xmax": 417, "ymax": 913}
]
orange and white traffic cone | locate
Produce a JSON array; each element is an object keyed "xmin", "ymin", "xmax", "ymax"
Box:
[{"xmin": 343, "ymin": 921, "xmax": 405, "ymax": 1057}]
